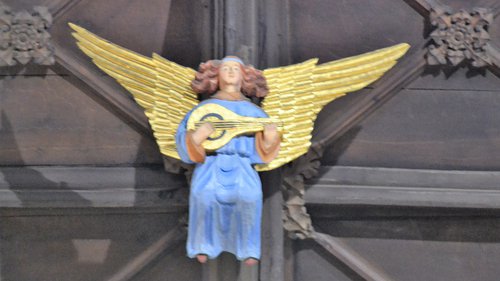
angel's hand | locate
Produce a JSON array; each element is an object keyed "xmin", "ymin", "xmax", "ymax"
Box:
[
  {"xmin": 191, "ymin": 123, "xmax": 215, "ymax": 145},
  {"xmin": 263, "ymin": 124, "xmax": 280, "ymax": 149}
]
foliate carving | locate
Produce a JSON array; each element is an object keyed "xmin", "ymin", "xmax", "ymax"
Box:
[
  {"xmin": 0, "ymin": 4, "xmax": 55, "ymax": 66},
  {"xmin": 427, "ymin": 6, "xmax": 494, "ymax": 67},
  {"xmin": 281, "ymin": 144, "xmax": 324, "ymax": 239}
]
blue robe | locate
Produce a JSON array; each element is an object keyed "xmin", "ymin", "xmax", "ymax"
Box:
[{"xmin": 176, "ymin": 98, "xmax": 268, "ymax": 260}]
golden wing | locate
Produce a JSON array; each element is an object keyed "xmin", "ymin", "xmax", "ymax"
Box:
[
  {"xmin": 256, "ymin": 43, "xmax": 410, "ymax": 171},
  {"xmin": 69, "ymin": 23, "xmax": 198, "ymax": 160}
]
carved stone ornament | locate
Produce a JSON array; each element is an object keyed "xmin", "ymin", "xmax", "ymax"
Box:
[
  {"xmin": 427, "ymin": 6, "xmax": 494, "ymax": 67},
  {"xmin": 0, "ymin": 4, "xmax": 55, "ymax": 66},
  {"xmin": 281, "ymin": 144, "xmax": 324, "ymax": 239}
]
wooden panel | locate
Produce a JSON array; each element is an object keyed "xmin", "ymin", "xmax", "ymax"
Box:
[
  {"xmin": 133, "ymin": 240, "xmax": 202, "ymax": 281},
  {"xmin": 289, "ymin": 0, "xmax": 424, "ymax": 63},
  {"xmin": 51, "ymin": 0, "xmax": 172, "ymax": 58},
  {"xmin": 161, "ymin": 0, "xmax": 212, "ymax": 68},
  {"xmin": 295, "ymin": 239, "xmax": 362, "ymax": 281},
  {"xmin": 0, "ymin": 211, "xmax": 185, "ymax": 281},
  {"xmin": 294, "ymin": 207, "xmax": 500, "ymax": 281},
  {"xmin": 306, "ymin": 166, "xmax": 500, "ymax": 208},
  {"xmin": 311, "ymin": 166, "xmax": 500, "ymax": 190},
  {"xmin": 0, "ymin": 74, "xmax": 161, "ymax": 165},
  {"xmin": 0, "ymin": 65, "xmax": 69, "ymax": 76},
  {"xmin": 440, "ymin": 0, "xmax": 499, "ymax": 10},
  {"xmin": 1, "ymin": 0, "xmax": 172, "ymax": 75},
  {"xmin": 297, "ymin": 233, "xmax": 500, "ymax": 281},
  {"xmin": 412, "ymin": 67, "xmax": 500, "ymax": 91},
  {"xmin": 311, "ymin": 46, "xmax": 426, "ymax": 143},
  {"xmin": 0, "ymin": 166, "xmax": 187, "ymax": 208},
  {"xmin": 322, "ymin": 74, "xmax": 500, "ymax": 170}
]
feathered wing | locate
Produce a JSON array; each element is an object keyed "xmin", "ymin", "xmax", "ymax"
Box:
[
  {"xmin": 69, "ymin": 23, "xmax": 198, "ymax": 160},
  {"xmin": 256, "ymin": 43, "xmax": 410, "ymax": 171},
  {"xmin": 149, "ymin": 54, "xmax": 199, "ymax": 158},
  {"xmin": 69, "ymin": 23, "xmax": 408, "ymax": 169}
]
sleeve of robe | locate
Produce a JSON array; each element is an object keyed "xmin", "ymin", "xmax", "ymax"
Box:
[
  {"xmin": 248, "ymin": 105, "xmax": 280, "ymax": 164},
  {"xmin": 255, "ymin": 131, "xmax": 280, "ymax": 163},
  {"xmin": 176, "ymin": 110, "xmax": 206, "ymax": 164}
]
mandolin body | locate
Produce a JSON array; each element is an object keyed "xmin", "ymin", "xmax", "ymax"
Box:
[{"xmin": 187, "ymin": 103, "xmax": 280, "ymax": 151}]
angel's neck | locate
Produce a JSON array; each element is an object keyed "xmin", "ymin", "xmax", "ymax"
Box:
[{"xmin": 214, "ymin": 90, "xmax": 246, "ymax": 101}]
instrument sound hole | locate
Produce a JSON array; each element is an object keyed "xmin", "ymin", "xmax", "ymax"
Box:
[{"xmin": 200, "ymin": 113, "xmax": 225, "ymax": 141}]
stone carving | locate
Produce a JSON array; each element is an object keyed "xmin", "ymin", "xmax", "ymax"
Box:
[
  {"xmin": 427, "ymin": 5, "xmax": 495, "ymax": 67},
  {"xmin": 281, "ymin": 144, "xmax": 324, "ymax": 239},
  {"xmin": 0, "ymin": 4, "xmax": 55, "ymax": 66}
]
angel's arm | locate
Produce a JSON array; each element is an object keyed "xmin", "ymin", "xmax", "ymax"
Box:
[
  {"xmin": 245, "ymin": 107, "xmax": 280, "ymax": 164},
  {"xmin": 255, "ymin": 125, "xmax": 280, "ymax": 163},
  {"xmin": 175, "ymin": 113, "xmax": 213, "ymax": 163}
]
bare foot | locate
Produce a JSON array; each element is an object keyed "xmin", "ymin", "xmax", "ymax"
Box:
[
  {"xmin": 244, "ymin": 258, "xmax": 258, "ymax": 266},
  {"xmin": 197, "ymin": 255, "xmax": 208, "ymax": 263}
]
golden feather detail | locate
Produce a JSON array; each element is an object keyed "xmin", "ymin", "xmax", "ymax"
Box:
[
  {"xmin": 69, "ymin": 23, "xmax": 197, "ymax": 160},
  {"xmin": 255, "ymin": 43, "xmax": 410, "ymax": 171},
  {"xmin": 69, "ymin": 23, "xmax": 409, "ymax": 171}
]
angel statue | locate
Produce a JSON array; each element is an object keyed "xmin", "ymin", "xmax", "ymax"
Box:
[{"xmin": 69, "ymin": 23, "xmax": 409, "ymax": 266}]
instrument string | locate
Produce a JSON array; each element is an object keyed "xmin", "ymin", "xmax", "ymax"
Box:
[
  {"xmin": 194, "ymin": 120, "xmax": 279, "ymax": 125},
  {"xmin": 194, "ymin": 120, "xmax": 279, "ymax": 129}
]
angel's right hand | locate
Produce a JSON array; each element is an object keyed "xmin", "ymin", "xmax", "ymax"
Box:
[{"xmin": 191, "ymin": 123, "xmax": 215, "ymax": 145}]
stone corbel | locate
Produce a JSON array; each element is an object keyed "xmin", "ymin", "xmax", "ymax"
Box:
[
  {"xmin": 0, "ymin": 4, "xmax": 55, "ymax": 66},
  {"xmin": 281, "ymin": 144, "xmax": 325, "ymax": 239}
]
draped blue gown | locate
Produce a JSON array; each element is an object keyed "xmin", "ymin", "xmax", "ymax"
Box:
[{"xmin": 176, "ymin": 98, "xmax": 268, "ymax": 260}]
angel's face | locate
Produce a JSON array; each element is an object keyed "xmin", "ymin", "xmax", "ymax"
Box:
[{"xmin": 219, "ymin": 61, "xmax": 242, "ymax": 90}]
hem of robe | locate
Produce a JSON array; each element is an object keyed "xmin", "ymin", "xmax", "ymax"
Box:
[{"xmin": 187, "ymin": 250, "xmax": 261, "ymax": 261}]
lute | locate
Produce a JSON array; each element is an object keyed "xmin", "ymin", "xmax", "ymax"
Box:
[{"xmin": 187, "ymin": 103, "xmax": 282, "ymax": 151}]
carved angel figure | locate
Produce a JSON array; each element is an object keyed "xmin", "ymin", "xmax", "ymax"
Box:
[
  {"xmin": 176, "ymin": 57, "xmax": 280, "ymax": 265},
  {"xmin": 69, "ymin": 23, "xmax": 409, "ymax": 265}
]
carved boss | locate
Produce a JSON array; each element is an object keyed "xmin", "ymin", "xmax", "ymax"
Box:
[
  {"xmin": 0, "ymin": 4, "xmax": 54, "ymax": 66},
  {"xmin": 427, "ymin": 6, "xmax": 494, "ymax": 67}
]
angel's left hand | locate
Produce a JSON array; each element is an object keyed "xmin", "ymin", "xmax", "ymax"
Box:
[{"xmin": 263, "ymin": 124, "xmax": 280, "ymax": 149}]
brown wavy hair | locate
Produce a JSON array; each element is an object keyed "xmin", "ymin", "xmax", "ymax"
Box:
[{"xmin": 191, "ymin": 59, "xmax": 269, "ymax": 102}]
